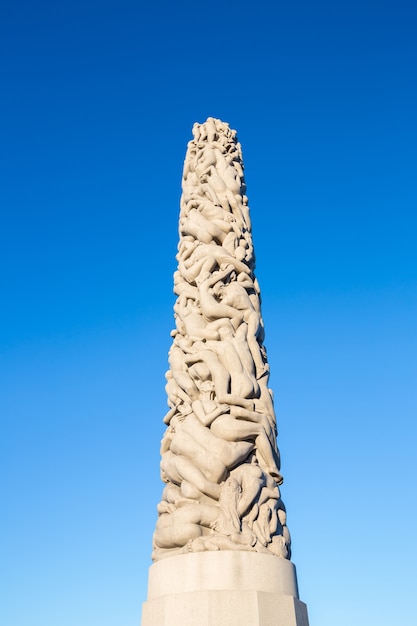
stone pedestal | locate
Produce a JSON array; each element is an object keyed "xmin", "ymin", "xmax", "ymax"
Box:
[{"xmin": 141, "ymin": 552, "xmax": 309, "ymax": 626}]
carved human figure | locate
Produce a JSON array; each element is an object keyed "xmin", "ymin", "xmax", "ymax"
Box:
[
  {"xmin": 185, "ymin": 340, "xmax": 255, "ymax": 408},
  {"xmin": 154, "ymin": 476, "xmax": 243, "ymax": 552},
  {"xmin": 213, "ymin": 270, "xmax": 266, "ymax": 377},
  {"xmin": 173, "ymin": 295, "xmax": 220, "ymax": 342},
  {"xmin": 197, "ymin": 267, "xmax": 243, "ymax": 329},
  {"xmin": 177, "ymin": 240, "xmax": 251, "ymax": 284},
  {"xmin": 152, "ymin": 117, "xmax": 289, "ymax": 562},
  {"xmin": 161, "ymin": 407, "xmax": 252, "ymax": 497},
  {"xmin": 210, "ymin": 404, "xmax": 281, "ymax": 482},
  {"xmin": 153, "ymin": 501, "xmax": 219, "ymax": 549},
  {"xmin": 179, "ymin": 205, "xmax": 236, "ymax": 248},
  {"xmin": 166, "ymin": 337, "xmax": 198, "ymax": 405}
]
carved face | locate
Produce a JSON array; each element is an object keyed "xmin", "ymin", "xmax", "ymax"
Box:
[{"xmin": 189, "ymin": 362, "xmax": 211, "ymax": 385}]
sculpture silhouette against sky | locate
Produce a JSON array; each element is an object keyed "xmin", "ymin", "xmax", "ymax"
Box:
[{"xmin": 152, "ymin": 117, "xmax": 291, "ymax": 562}]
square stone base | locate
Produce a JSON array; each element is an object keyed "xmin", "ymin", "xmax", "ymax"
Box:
[
  {"xmin": 142, "ymin": 589, "xmax": 309, "ymax": 626},
  {"xmin": 141, "ymin": 552, "xmax": 309, "ymax": 626}
]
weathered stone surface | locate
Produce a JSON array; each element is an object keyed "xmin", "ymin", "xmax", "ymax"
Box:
[
  {"xmin": 142, "ymin": 552, "xmax": 309, "ymax": 626},
  {"xmin": 147, "ymin": 552, "xmax": 300, "ymax": 598},
  {"xmin": 141, "ymin": 118, "xmax": 309, "ymax": 626},
  {"xmin": 153, "ymin": 117, "xmax": 290, "ymax": 562}
]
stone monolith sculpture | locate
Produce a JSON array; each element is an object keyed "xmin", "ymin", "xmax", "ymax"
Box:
[{"xmin": 141, "ymin": 118, "xmax": 309, "ymax": 626}]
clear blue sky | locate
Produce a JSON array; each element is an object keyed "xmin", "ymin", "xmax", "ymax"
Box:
[{"xmin": 1, "ymin": 1, "xmax": 416, "ymax": 625}]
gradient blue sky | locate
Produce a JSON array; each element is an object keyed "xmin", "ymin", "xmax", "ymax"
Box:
[{"xmin": 1, "ymin": 1, "xmax": 416, "ymax": 625}]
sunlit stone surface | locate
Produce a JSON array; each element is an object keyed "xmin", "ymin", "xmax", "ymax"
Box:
[{"xmin": 141, "ymin": 118, "xmax": 309, "ymax": 625}]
